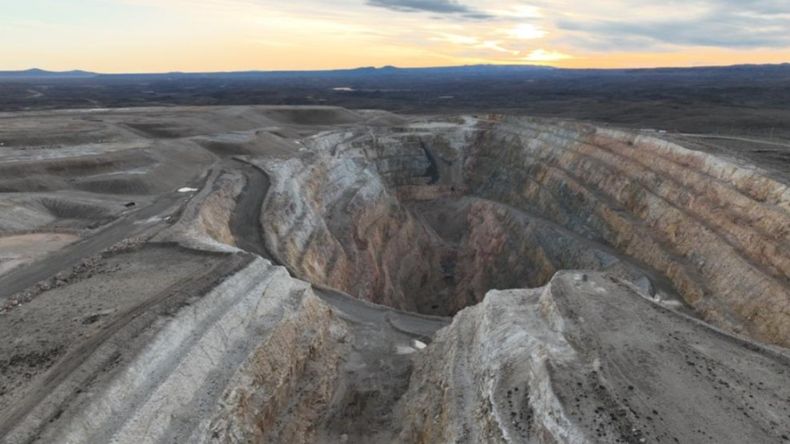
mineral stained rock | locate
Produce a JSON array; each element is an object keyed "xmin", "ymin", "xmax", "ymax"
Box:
[{"xmin": 0, "ymin": 106, "xmax": 788, "ymax": 443}]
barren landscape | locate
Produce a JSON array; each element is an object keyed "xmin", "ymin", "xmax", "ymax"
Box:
[{"xmin": 0, "ymin": 103, "xmax": 787, "ymax": 443}]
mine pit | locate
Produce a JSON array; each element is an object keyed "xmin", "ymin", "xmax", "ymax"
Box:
[
  {"xmin": 260, "ymin": 115, "xmax": 788, "ymax": 343},
  {"xmin": 0, "ymin": 106, "xmax": 788, "ymax": 443}
]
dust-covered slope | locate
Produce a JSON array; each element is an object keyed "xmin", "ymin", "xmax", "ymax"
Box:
[{"xmin": 397, "ymin": 272, "xmax": 790, "ymax": 444}]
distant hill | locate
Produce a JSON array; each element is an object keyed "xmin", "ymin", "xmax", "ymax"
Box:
[
  {"xmin": 0, "ymin": 65, "xmax": 556, "ymax": 81},
  {"xmin": 3, "ymin": 63, "xmax": 789, "ymax": 81},
  {"xmin": 0, "ymin": 68, "xmax": 97, "ymax": 79},
  {"xmin": 97, "ymin": 64, "xmax": 556, "ymax": 80}
]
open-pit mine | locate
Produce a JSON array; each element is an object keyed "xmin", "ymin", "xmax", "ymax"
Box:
[{"xmin": 0, "ymin": 106, "xmax": 788, "ymax": 443}]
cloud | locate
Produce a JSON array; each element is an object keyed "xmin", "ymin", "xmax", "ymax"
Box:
[
  {"xmin": 366, "ymin": 0, "xmax": 493, "ymax": 19},
  {"xmin": 523, "ymin": 48, "xmax": 571, "ymax": 62},
  {"xmin": 476, "ymin": 40, "xmax": 519, "ymax": 55},
  {"xmin": 432, "ymin": 32, "xmax": 480, "ymax": 45},
  {"xmin": 553, "ymin": 0, "xmax": 790, "ymax": 50},
  {"xmin": 711, "ymin": 0, "xmax": 790, "ymax": 15},
  {"xmin": 432, "ymin": 33, "xmax": 520, "ymax": 56}
]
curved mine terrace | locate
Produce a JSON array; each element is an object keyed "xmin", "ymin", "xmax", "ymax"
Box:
[{"xmin": 0, "ymin": 106, "xmax": 788, "ymax": 443}]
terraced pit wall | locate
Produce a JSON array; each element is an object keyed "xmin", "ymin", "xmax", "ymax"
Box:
[{"xmin": 260, "ymin": 116, "xmax": 790, "ymax": 347}]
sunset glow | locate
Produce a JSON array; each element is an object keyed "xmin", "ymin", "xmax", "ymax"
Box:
[{"xmin": 2, "ymin": 0, "xmax": 789, "ymax": 72}]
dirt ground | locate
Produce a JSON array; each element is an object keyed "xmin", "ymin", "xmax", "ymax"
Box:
[
  {"xmin": 0, "ymin": 246, "xmax": 225, "ymax": 412},
  {"xmin": 0, "ymin": 233, "xmax": 78, "ymax": 276}
]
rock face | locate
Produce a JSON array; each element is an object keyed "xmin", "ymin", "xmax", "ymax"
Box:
[
  {"xmin": 397, "ymin": 272, "xmax": 790, "ymax": 444},
  {"xmin": 0, "ymin": 106, "xmax": 788, "ymax": 443},
  {"xmin": 259, "ymin": 114, "xmax": 789, "ymax": 346},
  {"xmin": 27, "ymin": 259, "xmax": 334, "ymax": 444},
  {"xmin": 466, "ymin": 117, "xmax": 790, "ymax": 347},
  {"xmin": 257, "ymin": 147, "xmax": 448, "ymax": 313}
]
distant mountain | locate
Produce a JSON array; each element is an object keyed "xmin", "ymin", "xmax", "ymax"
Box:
[
  {"xmin": 0, "ymin": 68, "xmax": 97, "ymax": 79},
  {"xmin": 0, "ymin": 64, "xmax": 555, "ymax": 82},
  {"xmin": 1, "ymin": 63, "xmax": 788, "ymax": 82},
  {"xmin": 96, "ymin": 64, "xmax": 556, "ymax": 80}
]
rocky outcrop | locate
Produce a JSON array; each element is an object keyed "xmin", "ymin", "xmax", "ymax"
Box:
[
  {"xmin": 2, "ymin": 257, "xmax": 348, "ymax": 444},
  {"xmin": 201, "ymin": 268, "xmax": 347, "ymax": 444},
  {"xmin": 155, "ymin": 168, "xmax": 244, "ymax": 253},
  {"xmin": 396, "ymin": 272, "xmax": 790, "ymax": 444}
]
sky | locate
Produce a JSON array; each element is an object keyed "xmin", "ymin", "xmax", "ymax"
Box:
[{"xmin": 2, "ymin": 0, "xmax": 790, "ymax": 72}]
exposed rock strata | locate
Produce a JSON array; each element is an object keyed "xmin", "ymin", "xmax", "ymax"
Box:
[
  {"xmin": 155, "ymin": 167, "xmax": 244, "ymax": 253},
  {"xmin": 466, "ymin": 117, "xmax": 789, "ymax": 345},
  {"xmin": 260, "ymin": 115, "xmax": 789, "ymax": 345},
  {"xmin": 397, "ymin": 272, "xmax": 790, "ymax": 444},
  {"xmin": 1, "ymin": 257, "xmax": 345, "ymax": 444},
  {"xmin": 257, "ymin": 152, "xmax": 449, "ymax": 312}
]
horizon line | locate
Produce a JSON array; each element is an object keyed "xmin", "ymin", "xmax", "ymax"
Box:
[{"xmin": 3, "ymin": 61, "xmax": 790, "ymax": 76}]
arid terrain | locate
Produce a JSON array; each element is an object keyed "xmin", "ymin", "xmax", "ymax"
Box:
[{"xmin": 0, "ymin": 105, "xmax": 788, "ymax": 443}]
